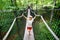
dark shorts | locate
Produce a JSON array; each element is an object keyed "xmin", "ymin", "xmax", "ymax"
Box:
[{"xmin": 27, "ymin": 26, "xmax": 32, "ymax": 31}]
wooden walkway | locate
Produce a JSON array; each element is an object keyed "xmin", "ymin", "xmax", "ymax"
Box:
[
  {"xmin": 23, "ymin": 9, "xmax": 35, "ymax": 40},
  {"xmin": 23, "ymin": 23, "xmax": 35, "ymax": 40}
]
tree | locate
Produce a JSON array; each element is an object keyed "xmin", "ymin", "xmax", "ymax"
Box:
[{"xmin": 50, "ymin": 0, "xmax": 56, "ymax": 22}]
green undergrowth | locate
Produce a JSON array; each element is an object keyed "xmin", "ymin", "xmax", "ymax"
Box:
[{"xmin": 33, "ymin": 20, "xmax": 55, "ymax": 40}]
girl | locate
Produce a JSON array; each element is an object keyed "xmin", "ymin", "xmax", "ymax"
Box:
[{"xmin": 22, "ymin": 15, "xmax": 36, "ymax": 35}]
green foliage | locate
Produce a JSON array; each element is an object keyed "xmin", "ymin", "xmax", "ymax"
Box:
[
  {"xmin": 56, "ymin": 0, "xmax": 60, "ymax": 8},
  {"xmin": 0, "ymin": 12, "xmax": 15, "ymax": 32},
  {"xmin": 51, "ymin": 19, "xmax": 60, "ymax": 38},
  {"xmin": 33, "ymin": 21, "xmax": 55, "ymax": 40},
  {"xmin": 0, "ymin": 0, "xmax": 60, "ymax": 40}
]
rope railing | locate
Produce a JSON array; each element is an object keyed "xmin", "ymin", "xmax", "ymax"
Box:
[
  {"xmin": 31, "ymin": 12, "xmax": 59, "ymax": 40},
  {"xmin": 2, "ymin": 10, "xmax": 60, "ymax": 40},
  {"xmin": 40, "ymin": 15, "xmax": 59, "ymax": 40},
  {"xmin": 3, "ymin": 18, "xmax": 16, "ymax": 40}
]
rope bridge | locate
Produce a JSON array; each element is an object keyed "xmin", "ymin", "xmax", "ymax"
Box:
[{"xmin": 2, "ymin": 9, "xmax": 59, "ymax": 40}]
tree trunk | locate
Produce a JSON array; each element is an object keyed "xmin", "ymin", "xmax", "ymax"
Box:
[{"xmin": 50, "ymin": 0, "xmax": 56, "ymax": 22}]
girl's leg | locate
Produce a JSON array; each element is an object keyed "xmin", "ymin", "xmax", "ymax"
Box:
[{"xmin": 29, "ymin": 30, "xmax": 31, "ymax": 36}]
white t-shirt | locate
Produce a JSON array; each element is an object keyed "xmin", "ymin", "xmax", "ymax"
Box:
[{"xmin": 27, "ymin": 18, "xmax": 34, "ymax": 26}]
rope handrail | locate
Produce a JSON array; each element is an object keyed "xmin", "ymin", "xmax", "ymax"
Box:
[
  {"xmin": 40, "ymin": 15, "xmax": 59, "ymax": 40},
  {"xmin": 31, "ymin": 12, "xmax": 59, "ymax": 40},
  {"xmin": 3, "ymin": 18, "xmax": 16, "ymax": 40},
  {"xmin": 2, "ymin": 10, "xmax": 59, "ymax": 40}
]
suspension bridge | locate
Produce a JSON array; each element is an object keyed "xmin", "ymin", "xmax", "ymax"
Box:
[{"xmin": 2, "ymin": 7, "xmax": 59, "ymax": 40}]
